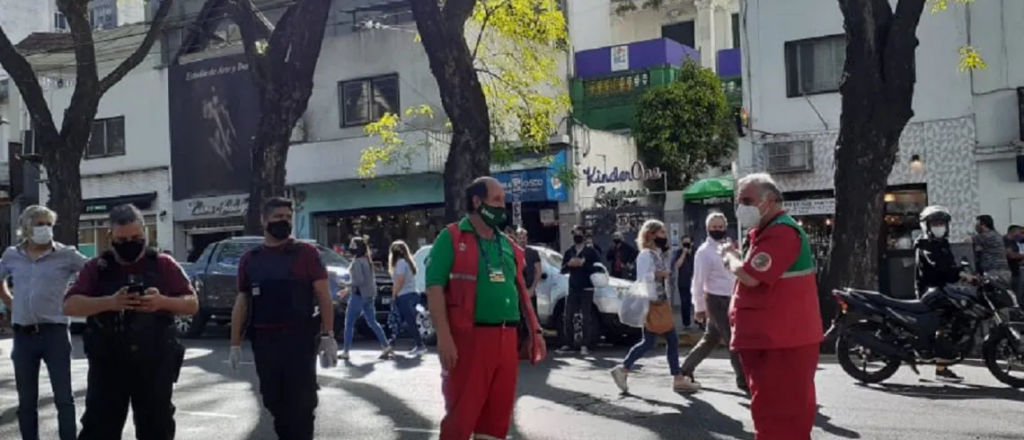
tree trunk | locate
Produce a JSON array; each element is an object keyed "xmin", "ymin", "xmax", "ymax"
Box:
[
  {"xmin": 820, "ymin": 0, "xmax": 925, "ymax": 330},
  {"xmin": 411, "ymin": 0, "xmax": 492, "ymax": 222},
  {"xmin": 231, "ymin": 0, "xmax": 331, "ymax": 234},
  {"xmin": 44, "ymin": 139, "xmax": 85, "ymax": 246}
]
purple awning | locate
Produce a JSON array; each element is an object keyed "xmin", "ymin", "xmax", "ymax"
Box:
[
  {"xmin": 717, "ymin": 48, "xmax": 742, "ymax": 78},
  {"xmin": 574, "ymin": 38, "xmax": 698, "ymax": 80}
]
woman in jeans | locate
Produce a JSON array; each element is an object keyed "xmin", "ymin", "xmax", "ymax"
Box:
[
  {"xmin": 340, "ymin": 237, "xmax": 393, "ymax": 360},
  {"xmin": 610, "ymin": 219, "xmax": 683, "ymax": 392},
  {"xmin": 388, "ymin": 240, "xmax": 427, "ymax": 356}
]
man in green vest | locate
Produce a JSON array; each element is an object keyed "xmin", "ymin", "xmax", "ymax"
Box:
[{"xmin": 720, "ymin": 173, "xmax": 822, "ymax": 440}]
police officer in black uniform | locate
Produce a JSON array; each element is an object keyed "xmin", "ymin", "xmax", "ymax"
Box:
[
  {"xmin": 229, "ymin": 197, "xmax": 337, "ymax": 440},
  {"xmin": 64, "ymin": 204, "xmax": 199, "ymax": 439}
]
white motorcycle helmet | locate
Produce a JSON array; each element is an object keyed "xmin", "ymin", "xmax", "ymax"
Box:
[{"xmin": 919, "ymin": 205, "xmax": 952, "ymax": 239}]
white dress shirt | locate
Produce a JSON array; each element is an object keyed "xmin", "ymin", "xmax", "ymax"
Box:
[{"xmin": 690, "ymin": 237, "xmax": 737, "ymax": 313}]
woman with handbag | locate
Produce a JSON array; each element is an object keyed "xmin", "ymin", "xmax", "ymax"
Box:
[{"xmin": 610, "ymin": 219, "xmax": 683, "ymax": 392}]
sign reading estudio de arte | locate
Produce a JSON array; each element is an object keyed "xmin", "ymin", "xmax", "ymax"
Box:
[
  {"xmin": 173, "ymin": 194, "xmax": 249, "ymax": 222},
  {"xmin": 583, "ymin": 161, "xmax": 663, "ymax": 207}
]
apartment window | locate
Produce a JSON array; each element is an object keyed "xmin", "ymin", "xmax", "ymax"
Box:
[
  {"xmin": 785, "ymin": 35, "xmax": 845, "ymax": 97},
  {"xmin": 54, "ymin": 13, "xmax": 68, "ymax": 31},
  {"xmin": 21, "ymin": 130, "xmax": 38, "ymax": 156},
  {"xmin": 89, "ymin": 6, "xmax": 116, "ymax": 30},
  {"xmin": 731, "ymin": 13, "xmax": 740, "ymax": 49},
  {"xmin": 338, "ymin": 74, "xmax": 400, "ymax": 127},
  {"xmin": 86, "ymin": 117, "xmax": 126, "ymax": 159},
  {"xmin": 662, "ymin": 21, "xmax": 695, "ymax": 48}
]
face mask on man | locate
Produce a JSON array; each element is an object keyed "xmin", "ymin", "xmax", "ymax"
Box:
[
  {"xmin": 266, "ymin": 220, "xmax": 292, "ymax": 240},
  {"xmin": 31, "ymin": 225, "xmax": 53, "ymax": 245},
  {"xmin": 112, "ymin": 239, "xmax": 146, "ymax": 262},
  {"xmin": 736, "ymin": 202, "xmax": 764, "ymax": 228},
  {"xmin": 573, "ymin": 235, "xmax": 585, "ymax": 244},
  {"xmin": 708, "ymin": 230, "xmax": 728, "ymax": 241},
  {"xmin": 930, "ymin": 226, "xmax": 947, "ymax": 239},
  {"xmin": 478, "ymin": 202, "xmax": 506, "ymax": 228}
]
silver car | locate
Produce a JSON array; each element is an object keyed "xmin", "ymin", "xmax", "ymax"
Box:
[{"xmin": 412, "ymin": 244, "xmax": 639, "ymax": 345}]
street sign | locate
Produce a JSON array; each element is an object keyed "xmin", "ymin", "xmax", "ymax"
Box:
[{"xmin": 513, "ymin": 201, "xmax": 522, "ymax": 226}]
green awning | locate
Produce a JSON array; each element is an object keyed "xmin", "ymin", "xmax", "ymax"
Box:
[{"xmin": 683, "ymin": 176, "xmax": 734, "ymax": 201}]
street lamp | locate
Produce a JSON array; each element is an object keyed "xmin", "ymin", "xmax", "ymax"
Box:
[{"xmin": 909, "ymin": 154, "xmax": 924, "ymax": 172}]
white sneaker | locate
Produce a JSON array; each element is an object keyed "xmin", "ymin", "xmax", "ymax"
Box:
[
  {"xmin": 580, "ymin": 346, "xmax": 590, "ymax": 356},
  {"xmin": 338, "ymin": 351, "xmax": 350, "ymax": 360},
  {"xmin": 556, "ymin": 345, "xmax": 573, "ymax": 354},
  {"xmin": 674, "ymin": 375, "xmax": 701, "ymax": 393},
  {"xmin": 610, "ymin": 366, "xmax": 629, "ymax": 392},
  {"xmin": 379, "ymin": 346, "xmax": 394, "ymax": 359},
  {"xmin": 408, "ymin": 345, "xmax": 427, "ymax": 356}
]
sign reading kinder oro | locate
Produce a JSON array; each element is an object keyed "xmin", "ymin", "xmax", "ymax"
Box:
[{"xmin": 168, "ymin": 54, "xmax": 259, "ymax": 201}]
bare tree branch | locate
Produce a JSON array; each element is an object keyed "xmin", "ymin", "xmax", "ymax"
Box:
[
  {"xmin": 228, "ymin": 0, "xmax": 274, "ymax": 84},
  {"xmin": 0, "ymin": 25, "xmax": 56, "ymax": 136},
  {"xmin": 99, "ymin": 0, "xmax": 176, "ymax": 94},
  {"xmin": 443, "ymin": 0, "xmax": 479, "ymax": 27},
  {"xmin": 58, "ymin": 0, "xmax": 102, "ymax": 137}
]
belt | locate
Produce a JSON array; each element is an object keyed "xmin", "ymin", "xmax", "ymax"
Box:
[
  {"xmin": 13, "ymin": 323, "xmax": 67, "ymax": 335},
  {"xmin": 475, "ymin": 321, "xmax": 520, "ymax": 328}
]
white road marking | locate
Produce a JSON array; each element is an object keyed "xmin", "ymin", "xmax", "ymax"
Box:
[{"xmin": 177, "ymin": 410, "xmax": 240, "ymax": 419}]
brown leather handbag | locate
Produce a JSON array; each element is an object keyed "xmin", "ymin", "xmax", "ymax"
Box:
[{"xmin": 645, "ymin": 300, "xmax": 675, "ymax": 334}]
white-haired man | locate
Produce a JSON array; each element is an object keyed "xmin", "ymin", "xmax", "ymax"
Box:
[
  {"xmin": 675, "ymin": 212, "xmax": 746, "ymax": 393},
  {"xmin": 719, "ymin": 173, "xmax": 822, "ymax": 440},
  {"xmin": 0, "ymin": 205, "xmax": 89, "ymax": 440}
]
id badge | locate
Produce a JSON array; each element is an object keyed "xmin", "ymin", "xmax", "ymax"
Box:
[
  {"xmin": 488, "ymin": 268, "xmax": 506, "ymax": 283},
  {"xmin": 251, "ymin": 284, "xmax": 261, "ymax": 297}
]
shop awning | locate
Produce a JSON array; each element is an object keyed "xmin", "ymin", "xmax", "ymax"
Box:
[{"xmin": 683, "ymin": 176, "xmax": 734, "ymax": 201}]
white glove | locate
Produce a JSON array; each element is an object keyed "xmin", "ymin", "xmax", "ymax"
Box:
[
  {"xmin": 319, "ymin": 336, "xmax": 338, "ymax": 368},
  {"xmin": 229, "ymin": 346, "xmax": 242, "ymax": 372}
]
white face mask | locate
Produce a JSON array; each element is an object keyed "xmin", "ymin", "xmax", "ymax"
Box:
[
  {"xmin": 736, "ymin": 204, "xmax": 763, "ymax": 228},
  {"xmin": 31, "ymin": 225, "xmax": 53, "ymax": 245},
  {"xmin": 930, "ymin": 226, "xmax": 947, "ymax": 238}
]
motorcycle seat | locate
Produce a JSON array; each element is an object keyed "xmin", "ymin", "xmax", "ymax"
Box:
[{"xmin": 847, "ymin": 289, "xmax": 931, "ymax": 313}]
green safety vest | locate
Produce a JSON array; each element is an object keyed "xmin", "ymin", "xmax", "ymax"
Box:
[{"xmin": 747, "ymin": 213, "xmax": 817, "ymax": 278}]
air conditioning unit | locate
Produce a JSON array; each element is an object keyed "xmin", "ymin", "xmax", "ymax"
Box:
[
  {"xmin": 289, "ymin": 119, "xmax": 306, "ymax": 143},
  {"xmin": 763, "ymin": 140, "xmax": 814, "ymax": 173}
]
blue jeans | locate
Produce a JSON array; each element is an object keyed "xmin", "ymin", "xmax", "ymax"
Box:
[
  {"xmin": 344, "ymin": 293, "xmax": 390, "ymax": 351},
  {"xmin": 622, "ymin": 327, "xmax": 681, "ymax": 376},
  {"xmin": 12, "ymin": 325, "xmax": 77, "ymax": 440},
  {"xmin": 392, "ymin": 294, "xmax": 425, "ymax": 348}
]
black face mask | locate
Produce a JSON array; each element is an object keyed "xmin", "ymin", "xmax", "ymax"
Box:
[
  {"xmin": 708, "ymin": 230, "xmax": 728, "ymax": 241},
  {"xmin": 654, "ymin": 237, "xmax": 669, "ymax": 249},
  {"xmin": 573, "ymin": 235, "xmax": 585, "ymax": 244},
  {"xmin": 682, "ymin": 242, "xmax": 692, "ymax": 249},
  {"xmin": 112, "ymin": 240, "xmax": 146, "ymax": 262},
  {"xmin": 266, "ymin": 220, "xmax": 292, "ymax": 240},
  {"xmin": 612, "ymin": 238, "xmax": 621, "ymax": 245}
]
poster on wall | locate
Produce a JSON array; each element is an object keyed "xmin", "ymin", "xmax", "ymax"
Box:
[
  {"xmin": 610, "ymin": 45, "xmax": 629, "ymax": 72},
  {"xmin": 168, "ymin": 54, "xmax": 259, "ymax": 201}
]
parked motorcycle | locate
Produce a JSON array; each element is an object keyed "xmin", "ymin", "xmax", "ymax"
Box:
[{"xmin": 826, "ymin": 262, "xmax": 1024, "ymax": 388}]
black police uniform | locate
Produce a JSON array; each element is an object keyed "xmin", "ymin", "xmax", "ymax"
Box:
[
  {"xmin": 914, "ymin": 237, "xmax": 961, "ymax": 299},
  {"xmin": 78, "ymin": 249, "xmax": 186, "ymax": 440},
  {"xmin": 244, "ymin": 243, "xmax": 320, "ymax": 440}
]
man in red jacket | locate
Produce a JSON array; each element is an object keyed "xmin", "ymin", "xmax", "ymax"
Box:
[
  {"xmin": 425, "ymin": 176, "xmax": 546, "ymax": 440},
  {"xmin": 721, "ymin": 173, "xmax": 822, "ymax": 440}
]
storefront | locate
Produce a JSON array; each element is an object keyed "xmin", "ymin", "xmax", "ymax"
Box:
[
  {"xmin": 493, "ymin": 149, "xmax": 570, "ymax": 248},
  {"xmin": 172, "ymin": 194, "xmax": 248, "ymax": 262},
  {"xmin": 78, "ymin": 192, "xmax": 161, "ymax": 257},
  {"xmin": 783, "ymin": 185, "xmax": 928, "ymax": 297}
]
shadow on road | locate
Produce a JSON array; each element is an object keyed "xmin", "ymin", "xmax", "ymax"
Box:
[
  {"xmin": 318, "ymin": 375, "xmax": 433, "ymax": 435},
  {"xmin": 861, "ymin": 381, "xmax": 1024, "ymax": 402},
  {"xmin": 736, "ymin": 402, "xmax": 861, "ymax": 438}
]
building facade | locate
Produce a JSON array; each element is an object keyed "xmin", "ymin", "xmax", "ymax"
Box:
[{"xmin": 738, "ymin": 0, "xmax": 1023, "ymax": 294}]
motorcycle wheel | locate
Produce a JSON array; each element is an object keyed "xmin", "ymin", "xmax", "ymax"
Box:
[
  {"xmin": 836, "ymin": 321, "xmax": 902, "ymax": 384},
  {"xmin": 982, "ymin": 326, "xmax": 1024, "ymax": 388}
]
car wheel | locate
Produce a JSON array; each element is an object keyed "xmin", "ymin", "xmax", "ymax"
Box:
[{"xmin": 175, "ymin": 312, "xmax": 207, "ymax": 339}]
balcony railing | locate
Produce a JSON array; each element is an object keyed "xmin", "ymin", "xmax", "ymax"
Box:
[{"xmin": 581, "ymin": 70, "xmax": 652, "ymax": 107}]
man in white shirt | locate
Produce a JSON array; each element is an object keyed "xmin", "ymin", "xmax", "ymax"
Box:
[{"xmin": 676, "ymin": 212, "xmax": 747, "ymax": 393}]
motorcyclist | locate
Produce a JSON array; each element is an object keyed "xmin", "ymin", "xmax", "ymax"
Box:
[{"xmin": 914, "ymin": 205, "xmax": 969, "ymax": 383}]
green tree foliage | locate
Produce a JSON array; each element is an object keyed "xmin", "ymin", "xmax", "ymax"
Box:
[
  {"xmin": 633, "ymin": 60, "xmax": 736, "ymax": 191},
  {"xmin": 359, "ymin": 0, "xmax": 569, "ymax": 203}
]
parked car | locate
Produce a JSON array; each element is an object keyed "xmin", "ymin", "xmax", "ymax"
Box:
[
  {"xmin": 178, "ymin": 236, "xmax": 409, "ymax": 340},
  {"xmin": 412, "ymin": 244, "xmax": 638, "ymax": 345}
]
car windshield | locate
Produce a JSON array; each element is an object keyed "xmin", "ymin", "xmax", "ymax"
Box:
[
  {"xmin": 214, "ymin": 241, "xmax": 351, "ymax": 267},
  {"xmin": 534, "ymin": 246, "xmax": 562, "ymax": 267}
]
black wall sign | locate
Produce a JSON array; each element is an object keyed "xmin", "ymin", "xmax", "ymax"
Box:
[
  {"xmin": 168, "ymin": 54, "xmax": 259, "ymax": 201},
  {"xmin": 82, "ymin": 192, "xmax": 157, "ymax": 214}
]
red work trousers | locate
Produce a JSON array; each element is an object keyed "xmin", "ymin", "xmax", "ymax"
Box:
[
  {"xmin": 738, "ymin": 343, "xmax": 819, "ymax": 440},
  {"xmin": 440, "ymin": 326, "xmax": 519, "ymax": 440}
]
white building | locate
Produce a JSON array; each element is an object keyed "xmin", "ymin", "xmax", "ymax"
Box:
[
  {"xmin": 13, "ymin": 24, "xmax": 174, "ymax": 256},
  {"xmin": 738, "ymin": 0, "xmax": 1022, "ymax": 293}
]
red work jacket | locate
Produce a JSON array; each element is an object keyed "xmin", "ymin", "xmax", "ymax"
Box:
[{"xmin": 444, "ymin": 223, "xmax": 545, "ymax": 364}]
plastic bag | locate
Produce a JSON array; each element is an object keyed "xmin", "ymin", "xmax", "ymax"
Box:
[{"xmin": 618, "ymin": 282, "xmax": 651, "ymax": 329}]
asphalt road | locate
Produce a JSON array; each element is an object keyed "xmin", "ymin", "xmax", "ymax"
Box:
[{"xmin": 1, "ymin": 333, "xmax": 1023, "ymax": 440}]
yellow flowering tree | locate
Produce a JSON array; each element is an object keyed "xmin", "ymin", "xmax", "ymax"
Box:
[
  {"xmin": 361, "ymin": 0, "xmax": 569, "ymax": 221},
  {"xmin": 823, "ymin": 0, "xmax": 986, "ymax": 302}
]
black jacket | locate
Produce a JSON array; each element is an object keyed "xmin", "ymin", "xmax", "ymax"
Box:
[
  {"xmin": 914, "ymin": 237, "xmax": 961, "ymax": 298},
  {"xmin": 606, "ymin": 242, "xmax": 639, "ymax": 279},
  {"xmin": 562, "ymin": 244, "xmax": 601, "ymax": 290}
]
